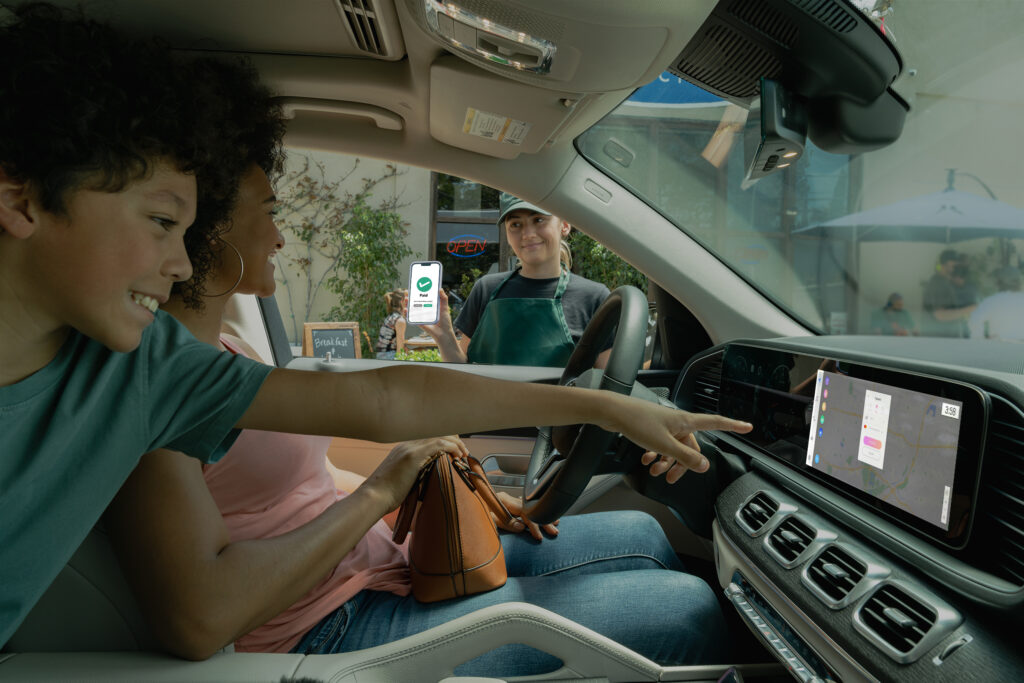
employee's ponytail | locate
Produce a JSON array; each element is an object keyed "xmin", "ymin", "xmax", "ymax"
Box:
[{"xmin": 559, "ymin": 239, "xmax": 572, "ymax": 270}]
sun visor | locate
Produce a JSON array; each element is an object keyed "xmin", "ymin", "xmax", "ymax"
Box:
[{"xmin": 428, "ymin": 56, "xmax": 584, "ymax": 159}]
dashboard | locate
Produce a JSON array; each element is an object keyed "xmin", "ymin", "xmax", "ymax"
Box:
[{"xmin": 673, "ymin": 336, "xmax": 1024, "ymax": 682}]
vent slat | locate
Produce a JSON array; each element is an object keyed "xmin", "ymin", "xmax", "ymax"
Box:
[
  {"xmin": 768, "ymin": 516, "xmax": 815, "ymax": 562},
  {"xmin": 859, "ymin": 585, "xmax": 936, "ymax": 653},
  {"xmin": 690, "ymin": 353, "xmax": 722, "ymax": 415},
  {"xmin": 973, "ymin": 396, "xmax": 1024, "ymax": 585},
  {"xmin": 676, "ymin": 24, "xmax": 781, "ymax": 98},
  {"xmin": 337, "ymin": 0, "xmax": 385, "ymax": 56},
  {"xmin": 739, "ymin": 491, "xmax": 779, "ymax": 534},
  {"xmin": 729, "ymin": 0, "xmax": 800, "ymax": 47},
  {"xmin": 788, "ymin": 0, "xmax": 858, "ymax": 33},
  {"xmin": 807, "ymin": 546, "xmax": 865, "ymax": 602}
]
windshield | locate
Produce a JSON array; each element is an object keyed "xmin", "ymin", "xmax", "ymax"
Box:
[{"xmin": 577, "ymin": 0, "xmax": 1024, "ymax": 341}]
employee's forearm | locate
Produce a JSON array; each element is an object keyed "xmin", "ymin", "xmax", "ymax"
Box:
[
  {"xmin": 434, "ymin": 333, "xmax": 468, "ymax": 363},
  {"xmin": 423, "ymin": 323, "xmax": 467, "ymax": 363}
]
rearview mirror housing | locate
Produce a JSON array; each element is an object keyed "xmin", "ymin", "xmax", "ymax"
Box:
[{"xmin": 744, "ymin": 78, "xmax": 807, "ymax": 186}]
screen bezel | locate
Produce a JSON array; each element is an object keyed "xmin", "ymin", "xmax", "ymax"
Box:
[
  {"xmin": 407, "ymin": 260, "xmax": 443, "ymax": 325},
  {"xmin": 717, "ymin": 343, "xmax": 988, "ymax": 549}
]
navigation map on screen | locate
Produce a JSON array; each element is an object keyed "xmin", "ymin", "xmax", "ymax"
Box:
[{"xmin": 805, "ymin": 370, "xmax": 962, "ymax": 530}]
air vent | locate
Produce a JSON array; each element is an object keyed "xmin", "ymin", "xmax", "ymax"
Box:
[
  {"xmin": 971, "ymin": 396, "xmax": 1024, "ymax": 585},
  {"xmin": 691, "ymin": 352, "xmax": 723, "ymax": 415},
  {"xmin": 337, "ymin": 0, "xmax": 386, "ymax": 55},
  {"xmin": 766, "ymin": 515, "xmax": 816, "ymax": 565},
  {"xmin": 674, "ymin": 22, "xmax": 782, "ymax": 99},
  {"xmin": 858, "ymin": 584, "xmax": 936, "ymax": 655},
  {"xmin": 737, "ymin": 491, "xmax": 779, "ymax": 535},
  {"xmin": 728, "ymin": 0, "xmax": 799, "ymax": 48},
  {"xmin": 788, "ymin": 0, "xmax": 858, "ymax": 33},
  {"xmin": 805, "ymin": 545, "xmax": 866, "ymax": 606}
]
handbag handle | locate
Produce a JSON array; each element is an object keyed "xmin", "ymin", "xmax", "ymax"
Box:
[
  {"xmin": 463, "ymin": 456, "xmax": 517, "ymax": 527},
  {"xmin": 392, "ymin": 453, "xmax": 519, "ymax": 543}
]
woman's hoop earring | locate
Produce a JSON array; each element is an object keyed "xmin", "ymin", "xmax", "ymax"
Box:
[{"xmin": 205, "ymin": 240, "xmax": 245, "ymax": 298}]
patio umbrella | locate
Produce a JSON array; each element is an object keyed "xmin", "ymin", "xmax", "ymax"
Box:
[{"xmin": 794, "ymin": 189, "xmax": 1024, "ymax": 242}]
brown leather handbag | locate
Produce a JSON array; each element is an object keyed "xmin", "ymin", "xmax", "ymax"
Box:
[{"xmin": 392, "ymin": 453, "xmax": 517, "ymax": 603}]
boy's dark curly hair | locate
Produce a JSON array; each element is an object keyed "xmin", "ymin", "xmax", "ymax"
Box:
[
  {"xmin": 172, "ymin": 56, "xmax": 286, "ymax": 308},
  {"xmin": 0, "ymin": 3, "xmax": 282, "ymax": 306}
]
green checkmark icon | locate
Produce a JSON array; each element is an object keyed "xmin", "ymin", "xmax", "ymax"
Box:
[{"xmin": 416, "ymin": 277, "xmax": 432, "ymax": 292}]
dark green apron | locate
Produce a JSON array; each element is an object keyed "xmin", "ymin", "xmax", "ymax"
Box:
[{"xmin": 466, "ymin": 268, "xmax": 575, "ymax": 367}]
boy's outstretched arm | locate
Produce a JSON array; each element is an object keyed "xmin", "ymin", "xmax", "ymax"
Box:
[{"xmin": 237, "ymin": 364, "xmax": 752, "ymax": 477}]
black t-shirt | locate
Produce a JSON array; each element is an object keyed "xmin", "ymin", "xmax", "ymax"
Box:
[
  {"xmin": 454, "ymin": 270, "xmax": 610, "ymax": 345},
  {"xmin": 923, "ymin": 274, "xmax": 967, "ymax": 337}
]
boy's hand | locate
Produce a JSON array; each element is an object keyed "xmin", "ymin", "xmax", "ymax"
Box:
[
  {"xmin": 360, "ymin": 436, "xmax": 469, "ymax": 514},
  {"xmin": 601, "ymin": 396, "xmax": 752, "ymax": 483}
]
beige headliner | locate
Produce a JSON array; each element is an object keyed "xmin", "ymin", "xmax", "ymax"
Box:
[{"xmin": 38, "ymin": 0, "xmax": 808, "ymax": 340}]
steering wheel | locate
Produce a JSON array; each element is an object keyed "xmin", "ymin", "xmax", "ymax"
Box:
[{"xmin": 522, "ymin": 285, "xmax": 664, "ymax": 523}]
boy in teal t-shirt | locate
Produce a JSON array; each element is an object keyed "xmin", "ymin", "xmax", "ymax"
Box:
[
  {"xmin": 0, "ymin": 5, "xmax": 750, "ymax": 650},
  {"xmin": 0, "ymin": 6, "xmax": 275, "ymax": 645},
  {"xmin": 0, "ymin": 311, "xmax": 270, "ymax": 646}
]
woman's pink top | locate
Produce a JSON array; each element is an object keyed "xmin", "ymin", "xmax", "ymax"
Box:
[{"xmin": 202, "ymin": 337, "xmax": 410, "ymax": 653}]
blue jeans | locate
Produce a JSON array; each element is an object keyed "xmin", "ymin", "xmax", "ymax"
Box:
[{"xmin": 291, "ymin": 511, "xmax": 728, "ymax": 676}]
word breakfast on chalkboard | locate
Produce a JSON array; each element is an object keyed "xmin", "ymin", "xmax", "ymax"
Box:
[{"xmin": 302, "ymin": 322, "xmax": 361, "ymax": 359}]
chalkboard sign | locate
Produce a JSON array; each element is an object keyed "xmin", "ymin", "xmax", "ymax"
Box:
[{"xmin": 302, "ymin": 322, "xmax": 361, "ymax": 359}]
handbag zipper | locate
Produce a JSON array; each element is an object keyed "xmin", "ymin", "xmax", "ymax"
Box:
[{"xmin": 437, "ymin": 459, "xmax": 463, "ymax": 578}]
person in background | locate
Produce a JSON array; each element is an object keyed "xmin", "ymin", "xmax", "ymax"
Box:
[
  {"xmin": 420, "ymin": 193, "xmax": 611, "ymax": 367},
  {"xmin": 922, "ymin": 249, "xmax": 976, "ymax": 337},
  {"xmin": 968, "ymin": 266, "xmax": 1024, "ymax": 341},
  {"xmin": 951, "ymin": 261, "xmax": 980, "ymax": 314},
  {"xmin": 374, "ymin": 289, "xmax": 407, "ymax": 359},
  {"xmin": 870, "ymin": 292, "xmax": 917, "ymax": 336}
]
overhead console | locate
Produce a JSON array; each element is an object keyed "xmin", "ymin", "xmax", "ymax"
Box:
[
  {"xmin": 400, "ymin": 0, "xmax": 722, "ymax": 158},
  {"xmin": 717, "ymin": 343, "xmax": 989, "ymax": 550},
  {"xmin": 405, "ymin": 0, "xmax": 719, "ymax": 92}
]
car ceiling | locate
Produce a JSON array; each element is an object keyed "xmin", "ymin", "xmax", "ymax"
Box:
[
  {"xmin": 26, "ymin": 0, "xmax": 812, "ymax": 341},
  {"xmin": 42, "ymin": 0, "xmax": 720, "ymax": 202}
]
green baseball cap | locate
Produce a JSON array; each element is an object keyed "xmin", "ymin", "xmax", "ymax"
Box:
[{"xmin": 497, "ymin": 192, "xmax": 550, "ymax": 228}]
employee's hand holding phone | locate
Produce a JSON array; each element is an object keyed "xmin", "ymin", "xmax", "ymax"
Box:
[
  {"xmin": 404, "ymin": 286, "xmax": 470, "ymax": 363},
  {"xmin": 405, "ymin": 288, "xmax": 452, "ymax": 336}
]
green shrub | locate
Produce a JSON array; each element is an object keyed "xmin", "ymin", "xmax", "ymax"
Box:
[
  {"xmin": 568, "ymin": 231, "xmax": 647, "ymax": 293},
  {"xmin": 394, "ymin": 348, "xmax": 443, "ymax": 362}
]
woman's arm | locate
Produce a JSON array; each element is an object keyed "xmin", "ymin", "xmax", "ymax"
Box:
[
  {"xmin": 105, "ymin": 437, "xmax": 466, "ymax": 660},
  {"xmin": 394, "ymin": 317, "xmax": 406, "ymax": 352},
  {"xmin": 238, "ymin": 363, "xmax": 752, "ymax": 480}
]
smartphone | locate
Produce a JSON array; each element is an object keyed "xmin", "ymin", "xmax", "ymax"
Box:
[{"xmin": 407, "ymin": 260, "xmax": 443, "ymax": 325}]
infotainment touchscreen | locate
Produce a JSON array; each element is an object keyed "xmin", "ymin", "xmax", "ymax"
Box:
[
  {"xmin": 806, "ymin": 370, "xmax": 960, "ymax": 532},
  {"xmin": 718, "ymin": 344, "xmax": 988, "ymax": 548}
]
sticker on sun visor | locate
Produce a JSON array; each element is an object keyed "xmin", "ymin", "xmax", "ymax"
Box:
[{"xmin": 463, "ymin": 108, "xmax": 531, "ymax": 145}]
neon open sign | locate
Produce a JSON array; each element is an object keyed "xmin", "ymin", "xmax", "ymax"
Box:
[{"xmin": 446, "ymin": 234, "xmax": 488, "ymax": 258}]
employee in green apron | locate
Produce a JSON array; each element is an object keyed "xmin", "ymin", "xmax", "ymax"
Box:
[{"xmin": 423, "ymin": 193, "xmax": 611, "ymax": 367}]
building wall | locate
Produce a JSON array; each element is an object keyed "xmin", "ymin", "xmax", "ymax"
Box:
[{"xmin": 273, "ymin": 148, "xmax": 433, "ymax": 344}]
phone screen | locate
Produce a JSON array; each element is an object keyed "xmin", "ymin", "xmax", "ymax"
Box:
[{"xmin": 408, "ymin": 261, "xmax": 442, "ymax": 325}]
